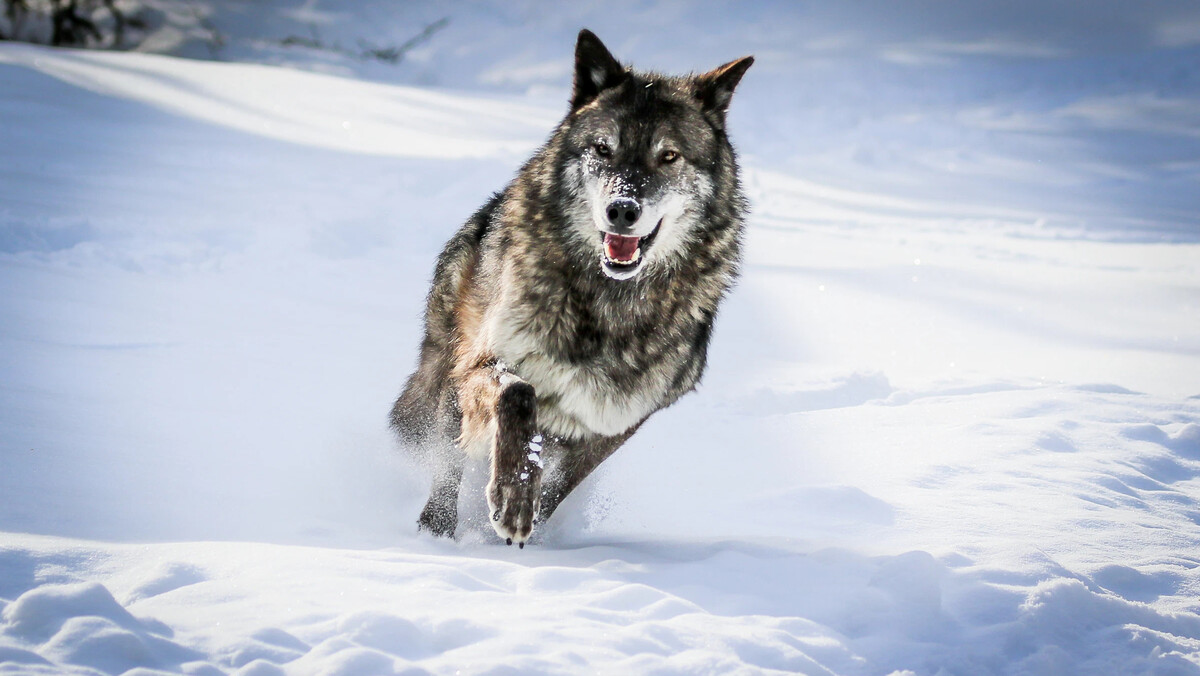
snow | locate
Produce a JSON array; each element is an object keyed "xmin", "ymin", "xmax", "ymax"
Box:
[{"xmin": 2, "ymin": 1, "xmax": 1200, "ymax": 674}]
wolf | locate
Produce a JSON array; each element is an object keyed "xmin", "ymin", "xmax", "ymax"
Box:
[{"xmin": 390, "ymin": 29, "xmax": 753, "ymax": 546}]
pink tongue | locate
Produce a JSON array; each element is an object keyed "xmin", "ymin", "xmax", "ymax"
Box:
[{"xmin": 604, "ymin": 233, "xmax": 640, "ymax": 262}]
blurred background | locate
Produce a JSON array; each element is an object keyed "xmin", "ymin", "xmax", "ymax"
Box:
[{"xmin": 5, "ymin": 0, "xmax": 1200, "ymax": 239}]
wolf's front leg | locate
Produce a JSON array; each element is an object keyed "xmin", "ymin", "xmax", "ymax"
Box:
[
  {"xmin": 458, "ymin": 363, "xmax": 543, "ymax": 546},
  {"xmin": 486, "ymin": 380, "xmax": 543, "ymax": 546}
]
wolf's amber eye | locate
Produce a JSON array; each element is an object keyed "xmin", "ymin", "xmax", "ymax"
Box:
[
  {"xmin": 594, "ymin": 142, "xmax": 612, "ymax": 158},
  {"xmin": 660, "ymin": 150, "xmax": 679, "ymax": 164}
]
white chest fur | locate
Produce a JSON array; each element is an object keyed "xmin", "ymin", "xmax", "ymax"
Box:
[
  {"xmin": 484, "ymin": 303, "xmax": 666, "ymax": 440},
  {"xmin": 510, "ymin": 351, "xmax": 661, "ymax": 439}
]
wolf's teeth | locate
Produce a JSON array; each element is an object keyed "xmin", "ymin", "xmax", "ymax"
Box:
[{"xmin": 604, "ymin": 247, "xmax": 641, "ymax": 265}]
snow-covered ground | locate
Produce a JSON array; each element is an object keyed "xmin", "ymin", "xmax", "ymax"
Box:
[{"xmin": 2, "ymin": 2, "xmax": 1200, "ymax": 674}]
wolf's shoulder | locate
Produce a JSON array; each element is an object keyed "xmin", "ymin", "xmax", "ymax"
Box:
[{"xmin": 442, "ymin": 191, "xmax": 504, "ymax": 257}]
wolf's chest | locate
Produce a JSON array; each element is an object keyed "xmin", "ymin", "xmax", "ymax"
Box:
[
  {"xmin": 487, "ymin": 307, "xmax": 674, "ymax": 439},
  {"xmin": 506, "ymin": 350, "xmax": 664, "ymax": 439}
]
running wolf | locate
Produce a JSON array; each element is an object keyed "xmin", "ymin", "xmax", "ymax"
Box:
[{"xmin": 391, "ymin": 29, "xmax": 753, "ymax": 546}]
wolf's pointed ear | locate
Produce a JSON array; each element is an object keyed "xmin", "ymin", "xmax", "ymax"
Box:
[
  {"xmin": 572, "ymin": 29, "xmax": 627, "ymax": 111},
  {"xmin": 695, "ymin": 56, "xmax": 754, "ymax": 129}
]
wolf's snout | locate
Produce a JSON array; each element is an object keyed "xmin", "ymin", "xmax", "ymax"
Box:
[{"xmin": 605, "ymin": 199, "xmax": 641, "ymax": 231}]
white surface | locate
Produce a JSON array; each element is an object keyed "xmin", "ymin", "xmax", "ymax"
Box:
[{"xmin": 2, "ymin": 2, "xmax": 1199, "ymax": 674}]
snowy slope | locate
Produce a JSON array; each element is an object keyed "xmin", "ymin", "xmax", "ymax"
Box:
[
  {"xmin": 3, "ymin": 2, "xmax": 1200, "ymax": 675},
  {"xmin": 128, "ymin": 0, "xmax": 1200, "ymax": 240}
]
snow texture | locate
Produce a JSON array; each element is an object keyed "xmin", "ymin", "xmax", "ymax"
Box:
[{"xmin": 2, "ymin": 1, "xmax": 1200, "ymax": 675}]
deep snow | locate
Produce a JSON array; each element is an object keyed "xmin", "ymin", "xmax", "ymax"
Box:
[{"xmin": 2, "ymin": 2, "xmax": 1200, "ymax": 675}]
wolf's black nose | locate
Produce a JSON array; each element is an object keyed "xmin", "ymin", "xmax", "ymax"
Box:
[{"xmin": 605, "ymin": 199, "xmax": 641, "ymax": 230}]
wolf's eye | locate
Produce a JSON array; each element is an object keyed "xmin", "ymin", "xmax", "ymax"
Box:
[
  {"xmin": 660, "ymin": 150, "xmax": 680, "ymax": 164},
  {"xmin": 594, "ymin": 142, "xmax": 612, "ymax": 158}
]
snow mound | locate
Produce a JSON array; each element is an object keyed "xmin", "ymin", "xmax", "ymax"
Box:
[
  {"xmin": 1, "ymin": 582, "xmax": 204, "ymax": 674},
  {"xmin": 3, "ymin": 538, "xmax": 1200, "ymax": 674}
]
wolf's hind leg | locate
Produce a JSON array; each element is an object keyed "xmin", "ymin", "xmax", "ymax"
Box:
[
  {"xmin": 417, "ymin": 453, "xmax": 464, "ymax": 537},
  {"xmin": 536, "ymin": 426, "xmax": 638, "ymax": 525}
]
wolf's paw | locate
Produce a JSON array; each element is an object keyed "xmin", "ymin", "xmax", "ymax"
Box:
[
  {"xmin": 486, "ymin": 471, "xmax": 541, "ymax": 547},
  {"xmin": 487, "ymin": 432, "xmax": 545, "ymax": 547},
  {"xmin": 416, "ymin": 500, "xmax": 457, "ymax": 538}
]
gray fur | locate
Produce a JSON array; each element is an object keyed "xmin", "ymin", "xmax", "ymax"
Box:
[{"xmin": 391, "ymin": 29, "xmax": 753, "ymax": 544}]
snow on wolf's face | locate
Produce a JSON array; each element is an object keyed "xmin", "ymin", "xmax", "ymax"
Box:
[{"xmin": 563, "ymin": 97, "xmax": 718, "ymax": 281}]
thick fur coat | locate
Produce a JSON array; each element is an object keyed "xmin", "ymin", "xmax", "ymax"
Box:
[{"xmin": 391, "ymin": 30, "xmax": 753, "ymax": 545}]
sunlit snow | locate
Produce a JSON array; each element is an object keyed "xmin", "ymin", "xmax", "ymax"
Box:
[{"xmin": 2, "ymin": 2, "xmax": 1199, "ymax": 675}]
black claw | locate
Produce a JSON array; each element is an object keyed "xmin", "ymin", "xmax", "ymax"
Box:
[
  {"xmin": 518, "ymin": 542, "xmax": 525, "ymax": 549},
  {"xmin": 506, "ymin": 538, "xmax": 513, "ymax": 546}
]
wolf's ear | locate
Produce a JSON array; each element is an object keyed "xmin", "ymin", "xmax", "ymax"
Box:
[
  {"xmin": 694, "ymin": 56, "xmax": 754, "ymax": 129},
  {"xmin": 572, "ymin": 29, "xmax": 627, "ymax": 111}
]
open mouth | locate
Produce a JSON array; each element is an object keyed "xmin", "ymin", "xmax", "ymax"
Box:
[{"xmin": 600, "ymin": 219, "xmax": 661, "ymax": 279}]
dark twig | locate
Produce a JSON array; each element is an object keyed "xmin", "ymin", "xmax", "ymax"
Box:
[
  {"xmin": 50, "ymin": 0, "xmax": 101, "ymax": 46},
  {"xmin": 280, "ymin": 16, "xmax": 449, "ymax": 65}
]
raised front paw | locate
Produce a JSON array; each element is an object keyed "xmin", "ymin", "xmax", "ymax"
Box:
[
  {"xmin": 489, "ymin": 382, "xmax": 544, "ymax": 546},
  {"xmin": 488, "ymin": 414, "xmax": 546, "ymax": 549},
  {"xmin": 486, "ymin": 466, "xmax": 541, "ymax": 546}
]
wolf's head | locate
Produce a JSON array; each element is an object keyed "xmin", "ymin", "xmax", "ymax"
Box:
[{"xmin": 556, "ymin": 30, "xmax": 753, "ymax": 281}]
